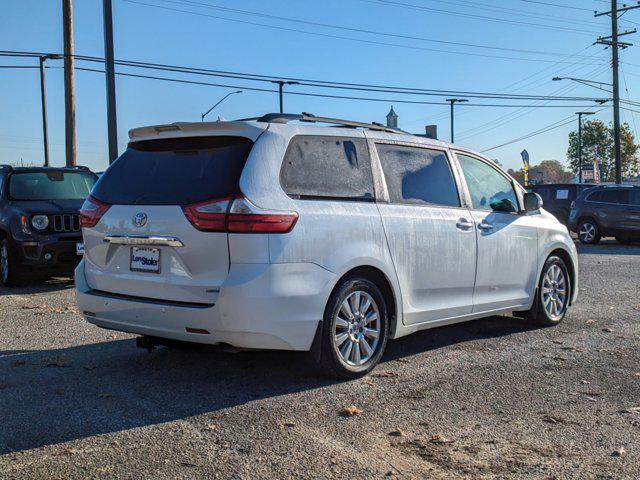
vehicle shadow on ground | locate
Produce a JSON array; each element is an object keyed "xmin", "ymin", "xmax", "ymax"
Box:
[
  {"xmin": 0, "ymin": 277, "xmax": 74, "ymax": 297},
  {"xmin": 0, "ymin": 314, "xmax": 533, "ymax": 454}
]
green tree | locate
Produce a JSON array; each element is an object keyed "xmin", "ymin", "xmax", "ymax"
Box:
[
  {"xmin": 567, "ymin": 119, "xmax": 639, "ymax": 181},
  {"xmin": 508, "ymin": 159, "xmax": 574, "ymax": 186}
]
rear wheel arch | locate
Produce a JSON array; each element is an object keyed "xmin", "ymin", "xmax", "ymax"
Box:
[
  {"xmin": 328, "ymin": 266, "xmax": 398, "ymax": 334},
  {"xmin": 548, "ymin": 248, "xmax": 575, "ymax": 304}
]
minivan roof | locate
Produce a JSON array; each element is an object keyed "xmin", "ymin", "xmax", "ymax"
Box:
[{"xmin": 127, "ymin": 112, "xmax": 494, "ymax": 164}]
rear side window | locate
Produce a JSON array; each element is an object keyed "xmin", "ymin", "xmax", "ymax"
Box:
[
  {"xmin": 376, "ymin": 144, "xmax": 460, "ymax": 207},
  {"xmin": 280, "ymin": 136, "xmax": 374, "ymax": 201},
  {"xmin": 91, "ymin": 136, "xmax": 253, "ymax": 205},
  {"xmin": 587, "ymin": 189, "xmax": 629, "ymax": 204}
]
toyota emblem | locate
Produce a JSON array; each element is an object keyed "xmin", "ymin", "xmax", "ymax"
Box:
[{"xmin": 133, "ymin": 212, "xmax": 148, "ymax": 228}]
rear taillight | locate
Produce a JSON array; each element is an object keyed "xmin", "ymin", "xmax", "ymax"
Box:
[
  {"xmin": 182, "ymin": 196, "xmax": 298, "ymax": 234},
  {"xmin": 80, "ymin": 196, "xmax": 110, "ymax": 228}
]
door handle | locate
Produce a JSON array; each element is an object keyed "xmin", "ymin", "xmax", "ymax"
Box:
[
  {"xmin": 456, "ymin": 219, "xmax": 474, "ymax": 231},
  {"xmin": 478, "ymin": 222, "xmax": 494, "ymax": 232}
]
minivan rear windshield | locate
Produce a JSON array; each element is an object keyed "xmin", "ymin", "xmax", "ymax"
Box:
[
  {"xmin": 91, "ymin": 136, "xmax": 254, "ymax": 205},
  {"xmin": 9, "ymin": 171, "xmax": 96, "ymax": 201}
]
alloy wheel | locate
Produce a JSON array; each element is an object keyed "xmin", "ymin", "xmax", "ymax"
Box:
[
  {"xmin": 541, "ymin": 264, "xmax": 567, "ymax": 321},
  {"xmin": 579, "ymin": 222, "xmax": 596, "ymax": 243},
  {"xmin": 333, "ymin": 290, "xmax": 381, "ymax": 367}
]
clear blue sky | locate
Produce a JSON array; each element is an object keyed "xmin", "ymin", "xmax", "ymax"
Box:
[{"xmin": 1, "ymin": 0, "xmax": 639, "ymax": 172}]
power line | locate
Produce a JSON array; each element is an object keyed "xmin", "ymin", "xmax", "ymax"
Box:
[
  {"xmin": 0, "ymin": 50, "xmax": 612, "ymax": 102},
  {"xmin": 517, "ymin": 0, "xmax": 593, "ymax": 12},
  {"xmin": 358, "ymin": 0, "xmax": 600, "ymax": 36},
  {"xmin": 153, "ymin": 0, "xmax": 598, "ymax": 58},
  {"xmin": 480, "ymin": 110, "xmax": 604, "ymax": 153},
  {"xmin": 73, "ymin": 66, "xmax": 608, "ymax": 108},
  {"xmin": 123, "ymin": 0, "xmax": 605, "ymax": 63}
]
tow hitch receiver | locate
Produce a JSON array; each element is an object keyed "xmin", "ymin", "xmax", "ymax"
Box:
[{"xmin": 136, "ymin": 335, "xmax": 158, "ymax": 353}]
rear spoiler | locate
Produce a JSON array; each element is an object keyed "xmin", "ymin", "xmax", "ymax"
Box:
[{"xmin": 128, "ymin": 121, "xmax": 267, "ymax": 143}]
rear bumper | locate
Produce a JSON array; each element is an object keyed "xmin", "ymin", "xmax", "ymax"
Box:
[{"xmin": 75, "ymin": 259, "xmax": 336, "ymax": 351}]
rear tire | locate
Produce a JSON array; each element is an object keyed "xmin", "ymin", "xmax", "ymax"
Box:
[
  {"xmin": 578, "ymin": 219, "xmax": 601, "ymax": 245},
  {"xmin": 317, "ymin": 277, "xmax": 389, "ymax": 379},
  {"xmin": 526, "ymin": 255, "xmax": 571, "ymax": 327},
  {"xmin": 0, "ymin": 238, "xmax": 25, "ymax": 287}
]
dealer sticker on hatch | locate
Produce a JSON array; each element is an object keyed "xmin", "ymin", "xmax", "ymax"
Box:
[{"xmin": 130, "ymin": 247, "xmax": 161, "ymax": 274}]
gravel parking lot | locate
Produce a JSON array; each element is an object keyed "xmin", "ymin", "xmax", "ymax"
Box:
[{"xmin": 1, "ymin": 240, "xmax": 639, "ymax": 479}]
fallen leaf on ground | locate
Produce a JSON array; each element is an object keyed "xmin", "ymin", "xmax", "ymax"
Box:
[
  {"xmin": 612, "ymin": 447, "xmax": 626, "ymax": 457},
  {"xmin": 542, "ymin": 415, "xmax": 565, "ymax": 424},
  {"xmin": 602, "ymin": 327, "xmax": 613, "ymax": 333},
  {"xmin": 585, "ymin": 319, "xmax": 596, "ymax": 325},
  {"xmin": 362, "ymin": 379, "xmax": 375, "ymax": 386},
  {"xmin": 396, "ymin": 358, "xmax": 411, "ymax": 364},
  {"xmin": 341, "ymin": 406, "xmax": 363, "ymax": 416},
  {"xmin": 21, "ymin": 304, "xmax": 46, "ymax": 310},
  {"xmin": 46, "ymin": 359, "xmax": 70, "ymax": 368},
  {"xmin": 281, "ymin": 422, "xmax": 295, "ymax": 429},
  {"xmin": 388, "ymin": 428, "xmax": 406, "ymax": 437},
  {"xmin": 620, "ymin": 407, "xmax": 640, "ymax": 414},
  {"xmin": 371, "ymin": 371, "xmax": 398, "ymax": 378},
  {"xmin": 430, "ymin": 433, "xmax": 455, "ymax": 445}
]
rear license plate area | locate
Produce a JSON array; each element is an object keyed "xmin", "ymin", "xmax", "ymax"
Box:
[{"xmin": 130, "ymin": 247, "xmax": 161, "ymax": 274}]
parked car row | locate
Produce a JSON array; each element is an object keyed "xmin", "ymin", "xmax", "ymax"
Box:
[
  {"xmin": 529, "ymin": 183, "xmax": 640, "ymax": 245},
  {"xmin": 73, "ymin": 113, "xmax": 578, "ymax": 378},
  {"xmin": 0, "ymin": 165, "xmax": 97, "ymax": 286}
]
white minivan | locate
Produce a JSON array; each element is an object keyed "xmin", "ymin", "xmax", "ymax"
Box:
[{"xmin": 76, "ymin": 113, "xmax": 578, "ymax": 378}]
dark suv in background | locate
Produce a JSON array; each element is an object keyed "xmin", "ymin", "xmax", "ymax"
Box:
[
  {"xmin": 529, "ymin": 183, "xmax": 596, "ymax": 225},
  {"xmin": 0, "ymin": 165, "xmax": 97, "ymax": 286},
  {"xmin": 568, "ymin": 185, "xmax": 640, "ymax": 245}
]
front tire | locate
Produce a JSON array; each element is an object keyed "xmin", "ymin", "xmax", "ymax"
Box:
[
  {"xmin": 578, "ymin": 219, "xmax": 601, "ymax": 245},
  {"xmin": 317, "ymin": 277, "xmax": 389, "ymax": 379},
  {"xmin": 526, "ymin": 255, "xmax": 571, "ymax": 326},
  {"xmin": 0, "ymin": 238, "xmax": 25, "ymax": 287}
]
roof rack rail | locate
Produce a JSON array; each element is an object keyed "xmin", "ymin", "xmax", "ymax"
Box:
[
  {"xmin": 253, "ymin": 112, "xmax": 408, "ymax": 134},
  {"xmin": 63, "ymin": 165, "xmax": 91, "ymax": 171}
]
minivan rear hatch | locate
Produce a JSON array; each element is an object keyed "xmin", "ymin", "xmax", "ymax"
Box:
[{"xmin": 82, "ymin": 135, "xmax": 254, "ymax": 304}]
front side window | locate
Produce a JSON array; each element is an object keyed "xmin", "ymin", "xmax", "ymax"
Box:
[
  {"xmin": 9, "ymin": 171, "xmax": 96, "ymax": 201},
  {"xmin": 376, "ymin": 144, "xmax": 460, "ymax": 207},
  {"xmin": 456, "ymin": 153, "xmax": 519, "ymax": 212},
  {"xmin": 280, "ymin": 136, "xmax": 374, "ymax": 200}
]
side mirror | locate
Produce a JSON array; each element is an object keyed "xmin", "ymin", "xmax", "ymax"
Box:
[
  {"xmin": 490, "ymin": 198, "xmax": 517, "ymax": 213},
  {"xmin": 524, "ymin": 192, "xmax": 543, "ymax": 212}
]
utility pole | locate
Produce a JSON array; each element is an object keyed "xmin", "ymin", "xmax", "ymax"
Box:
[
  {"xmin": 446, "ymin": 98, "xmax": 468, "ymax": 143},
  {"xmin": 38, "ymin": 56, "xmax": 50, "ymax": 167},
  {"xmin": 62, "ymin": 0, "xmax": 76, "ymax": 166},
  {"xmin": 595, "ymin": 0, "xmax": 640, "ymax": 184},
  {"xmin": 103, "ymin": 0, "xmax": 118, "ymax": 164},
  {"xmin": 576, "ymin": 111, "xmax": 595, "ymax": 184},
  {"xmin": 271, "ymin": 80, "xmax": 299, "ymax": 113}
]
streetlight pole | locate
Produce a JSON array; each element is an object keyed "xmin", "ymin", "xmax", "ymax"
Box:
[
  {"xmin": 576, "ymin": 111, "xmax": 595, "ymax": 184},
  {"xmin": 552, "ymin": 76, "xmax": 613, "ymax": 93},
  {"xmin": 446, "ymin": 98, "xmax": 468, "ymax": 143},
  {"xmin": 38, "ymin": 56, "xmax": 50, "ymax": 167},
  {"xmin": 201, "ymin": 91, "xmax": 242, "ymax": 122},
  {"xmin": 271, "ymin": 80, "xmax": 299, "ymax": 113}
]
